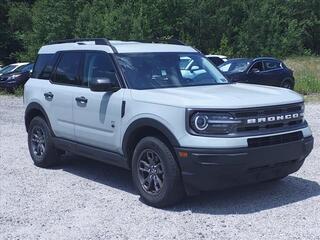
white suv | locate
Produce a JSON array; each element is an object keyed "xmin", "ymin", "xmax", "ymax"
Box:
[{"xmin": 24, "ymin": 38, "xmax": 313, "ymax": 207}]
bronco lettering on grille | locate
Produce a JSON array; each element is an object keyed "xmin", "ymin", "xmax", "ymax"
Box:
[{"xmin": 246, "ymin": 113, "xmax": 302, "ymax": 124}]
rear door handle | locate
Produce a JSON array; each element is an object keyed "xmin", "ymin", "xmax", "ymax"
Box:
[
  {"xmin": 75, "ymin": 96, "xmax": 88, "ymax": 104},
  {"xmin": 44, "ymin": 92, "xmax": 54, "ymax": 99}
]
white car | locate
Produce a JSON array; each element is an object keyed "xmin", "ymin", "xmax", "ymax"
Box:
[
  {"xmin": 24, "ymin": 38, "xmax": 313, "ymax": 207},
  {"xmin": 206, "ymin": 54, "xmax": 228, "ymax": 66}
]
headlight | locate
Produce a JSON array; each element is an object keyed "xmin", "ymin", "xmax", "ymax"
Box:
[
  {"xmin": 189, "ymin": 112, "xmax": 241, "ymax": 135},
  {"xmin": 7, "ymin": 74, "xmax": 19, "ymax": 81}
]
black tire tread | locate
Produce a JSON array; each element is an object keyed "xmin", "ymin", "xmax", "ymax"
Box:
[
  {"xmin": 28, "ymin": 116, "xmax": 60, "ymax": 168},
  {"xmin": 132, "ymin": 136, "xmax": 185, "ymax": 207}
]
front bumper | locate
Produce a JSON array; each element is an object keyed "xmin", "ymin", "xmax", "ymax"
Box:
[{"xmin": 175, "ymin": 135, "xmax": 313, "ymax": 195}]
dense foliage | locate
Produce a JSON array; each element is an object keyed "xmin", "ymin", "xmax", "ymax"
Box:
[{"xmin": 0, "ymin": 0, "xmax": 319, "ymax": 64}]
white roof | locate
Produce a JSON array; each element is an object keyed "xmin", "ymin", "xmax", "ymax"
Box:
[{"xmin": 38, "ymin": 40, "xmax": 197, "ymax": 54}]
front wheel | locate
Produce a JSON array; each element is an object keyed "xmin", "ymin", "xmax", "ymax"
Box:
[{"xmin": 132, "ymin": 137, "xmax": 185, "ymax": 207}]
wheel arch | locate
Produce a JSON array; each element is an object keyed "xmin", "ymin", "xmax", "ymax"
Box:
[
  {"xmin": 25, "ymin": 102, "xmax": 54, "ymax": 135},
  {"xmin": 281, "ymin": 77, "xmax": 295, "ymax": 89},
  {"xmin": 122, "ymin": 118, "xmax": 180, "ymax": 168}
]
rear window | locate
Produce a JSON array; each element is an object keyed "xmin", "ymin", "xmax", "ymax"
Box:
[
  {"xmin": 32, "ymin": 54, "xmax": 54, "ymax": 79},
  {"xmin": 264, "ymin": 60, "xmax": 281, "ymax": 71}
]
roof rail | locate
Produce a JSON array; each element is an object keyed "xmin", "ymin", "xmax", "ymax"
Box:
[
  {"xmin": 49, "ymin": 38, "xmax": 118, "ymax": 53},
  {"xmin": 129, "ymin": 39, "xmax": 186, "ymax": 46}
]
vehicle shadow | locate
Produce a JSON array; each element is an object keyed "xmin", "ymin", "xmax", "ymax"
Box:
[
  {"xmin": 58, "ymin": 154, "xmax": 137, "ymax": 195},
  {"xmin": 171, "ymin": 176, "xmax": 320, "ymax": 214},
  {"xmin": 57, "ymin": 154, "xmax": 320, "ymax": 214}
]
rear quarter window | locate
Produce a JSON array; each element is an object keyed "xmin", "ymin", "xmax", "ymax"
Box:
[{"xmin": 32, "ymin": 54, "xmax": 54, "ymax": 79}]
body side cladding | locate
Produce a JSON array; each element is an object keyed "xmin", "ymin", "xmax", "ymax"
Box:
[
  {"xmin": 53, "ymin": 137, "xmax": 129, "ymax": 169},
  {"xmin": 122, "ymin": 118, "xmax": 180, "ymax": 158}
]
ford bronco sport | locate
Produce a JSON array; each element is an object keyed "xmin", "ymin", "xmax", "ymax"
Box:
[{"xmin": 24, "ymin": 38, "xmax": 313, "ymax": 207}]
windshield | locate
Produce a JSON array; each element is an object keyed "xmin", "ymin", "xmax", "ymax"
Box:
[
  {"xmin": 0, "ymin": 65, "xmax": 17, "ymax": 74},
  {"xmin": 219, "ymin": 59, "xmax": 251, "ymax": 73},
  {"xmin": 116, "ymin": 53, "xmax": 229, "ymax": 90}
]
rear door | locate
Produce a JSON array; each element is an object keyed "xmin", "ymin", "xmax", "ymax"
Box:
[
  {"xmin": 262, "ymin": 60, "xmax": 283, "ymax": 86},
  {"xmin": 72, "ymin": 51, "xmax": 124, "ymax": 152},
  {"xmin": 45, "ymin": 51, "xmax": 82, "ymax": 140}
]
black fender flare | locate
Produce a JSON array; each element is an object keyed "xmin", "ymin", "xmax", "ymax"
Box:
[
  {"xmin": 122, "ymin": 118, "xmax": 180, "ymax": 157},
  {"xmin": 25, "ymin": 102, "xmax": 54, "ymax": 135}
]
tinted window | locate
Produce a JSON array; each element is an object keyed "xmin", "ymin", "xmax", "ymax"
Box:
[
  {"xmin": 250, "ymin": 61, "xmax": 264, "ymax": 72},
  {"xmin": 53, "ymin": 52, "xmax": 81, "ymax": 84},
  {"xmin": 219, "ymin": 59, "xmax": 251, "ymax": 73},
  {"xmin": 264, "ymin": 60, "xmax": 281, "ymax": 71},
  {"xmin": 32, "ymin": 54, "xmax": 54, "ymax": 79},
  {"xmin": 82, "ymin": 52, "xmax": 116, "ymax": 87},
  {"xmin": 18, "ymin": 63, "xmax": 33, "ymax": 73}
]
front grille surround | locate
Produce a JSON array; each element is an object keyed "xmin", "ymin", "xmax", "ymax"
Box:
[{"xmin": 186, "ymin": 102, "xmax": 306, "ymax": 137}]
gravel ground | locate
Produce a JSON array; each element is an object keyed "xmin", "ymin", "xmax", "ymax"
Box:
[{"xmin": 0, "ymin": 95, "xmax": 319, "ymax": 240}]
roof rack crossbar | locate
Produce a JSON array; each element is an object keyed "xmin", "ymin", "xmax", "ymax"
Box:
[{"xmin": 49, "ymin": 38, "xmax": 118, "ymax": 53}]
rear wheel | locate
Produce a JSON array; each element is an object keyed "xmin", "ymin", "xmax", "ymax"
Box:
[
  {"xmin": 132, "ymin": 136, "xmax": 185, "ymax": 207},
  {"xmin": 281, "ymin": 80, "xmax": 293, "ymax": 90},
  {"xmin": 28, "ymin": 116, "xmax": 60, "ymax": 168}
]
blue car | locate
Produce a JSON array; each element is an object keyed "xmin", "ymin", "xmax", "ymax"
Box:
[{"xmin": 219, "ymin": 57, "xmax": 295, "ymax": 89}]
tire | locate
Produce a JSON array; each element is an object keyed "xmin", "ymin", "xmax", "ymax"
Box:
[
  {"xmin": 132, "ymin": 136, "xmax": 185, "ymax": 207},
  {"xmin": 281, "ymin": 80, "xmax": 293, "ymax": 90},
  {"xmin": 28, "ymin": 116, "xmax": 60, "ymax": 168}
]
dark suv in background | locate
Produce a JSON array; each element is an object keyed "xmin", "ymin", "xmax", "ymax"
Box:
[
  {"xmin": 0, "ymin": 63, "xmax": 33, "ymax": 92},
  {"xmin": 219, "ymin": 57, "xmax": 295, "ymax": 89}
]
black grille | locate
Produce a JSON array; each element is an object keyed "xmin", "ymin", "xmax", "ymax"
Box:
[
  {"xmin": 234, "ymin": 103, "xmax": 304, "ymax": 134},
  {"xmin": 247, "ymin": 131, "xmax": 303, "ymax": 148}
]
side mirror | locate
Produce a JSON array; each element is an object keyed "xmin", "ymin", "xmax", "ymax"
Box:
[
  {"xmin": 190, "ymin": 65, "xmax": 200, "ymax": 72},
  {"xmin": 89, "ymin": 72, "xmax": 120, "ymax": 92}
]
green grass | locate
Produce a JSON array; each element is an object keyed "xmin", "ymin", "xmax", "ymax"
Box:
[{"xmin": 284, "ymin": 57, "xmax": 320, "ymax": 95}]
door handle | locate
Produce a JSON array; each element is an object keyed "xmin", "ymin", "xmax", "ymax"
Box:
[
  {"xmin": 75, "ymin": 96, "xmax": 88, "ymax": 104},
  {"xmin": 44, "ymin": 92, "xmax": 54, "ymax": 99}
]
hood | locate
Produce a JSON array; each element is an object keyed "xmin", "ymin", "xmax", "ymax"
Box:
[{"xmin": 130, "ymin": 83, "xmax": 303, "ymax": 109}]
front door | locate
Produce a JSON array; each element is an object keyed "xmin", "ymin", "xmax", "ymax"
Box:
[{"xmin": 72, "ymin": 51, "xmax": 124, "ymax": 152}]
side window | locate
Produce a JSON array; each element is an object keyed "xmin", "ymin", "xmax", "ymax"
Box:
[
  {"xmin": 264, "ymin": 60, "xmax": 281, "ymax": 71},
  {"xmin": 53, "ymin": 52, "xmax": 82, "ymax": 85},
  {"xmin": 82, "ymin": 52, "xmax": 116, "ymax": 87},
  {"xmin": 250, "ymin": 61, "xmax": 263, "ymax": 72},
  {"xmin": 32, "ymin": 54, "xmax": 54, "ymax": 79}
]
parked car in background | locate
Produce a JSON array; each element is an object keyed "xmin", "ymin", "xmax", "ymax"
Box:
[
  {"xmin": 0, "ymin": 62, "xmax": 30, "ymax": 76},
  {"xmin": 0, "ymin": 63, "xmax": 33, "ymax": 92},
  {"xmin": 206, "ymin": 55, "xmax": 228, "ymax": 66},
  {"xmin": 219, "ymin": 57, "xmax": 294, "ymax": 89}
]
